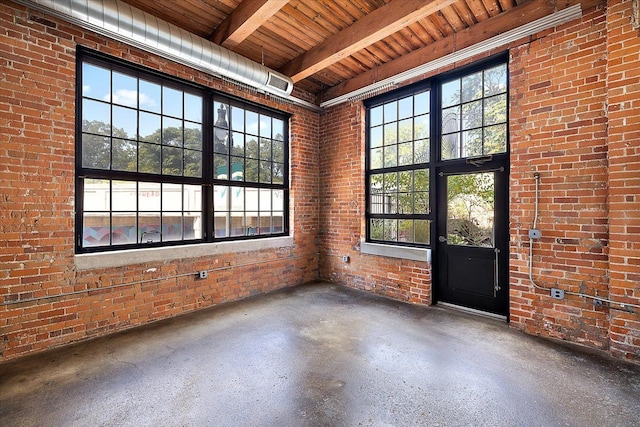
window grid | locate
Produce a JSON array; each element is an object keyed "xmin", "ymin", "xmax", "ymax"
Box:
[
  {"xmin": 77, "ymin": 52, "xmax": 289, "ymax": 253},
  {"xmin": 367, "ymin": 90, "xmax": 432, "ymax": 246}
]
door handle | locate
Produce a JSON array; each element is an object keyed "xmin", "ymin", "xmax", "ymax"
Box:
[
  {"xmin": 438, "ymin": 236, "xmax": 447, "ymax": 243},
  {"xmin": 494, "ymin": 248, "xmax": 501, "ymax": 297}
]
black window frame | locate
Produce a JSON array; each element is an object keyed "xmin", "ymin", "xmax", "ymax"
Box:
[
  {"xmin": 365, "ymin": 53, "xmax": 508, "ymax": 249},
  {"xmin": 75, "ymin": 48, "xmax": 290, "ymax": 254}
]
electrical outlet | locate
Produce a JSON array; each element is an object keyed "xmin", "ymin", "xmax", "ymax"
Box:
[
  {"xmin": 342, "ymin": 255, "xmax": 350, "ymax": 263},
  {"xmin": 529, "ymin": 229, "xmax": 542, "ymax": 239},
  {"xmin": 198, "ymin": 270, "xmax": 208, "ymax": 279},
  {"xmin": 550, "ymin": 288, "xmax": 564, "ymax": 299}
]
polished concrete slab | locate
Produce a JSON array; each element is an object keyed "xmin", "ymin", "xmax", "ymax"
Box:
[{"xmin": 1, "ymin": 282, "xmax": 639, "ymax": 427}]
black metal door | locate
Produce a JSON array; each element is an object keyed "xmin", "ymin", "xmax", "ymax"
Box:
[{"xmin": 436, "ymin": 164, "xmax": 508, "ymax": 315}]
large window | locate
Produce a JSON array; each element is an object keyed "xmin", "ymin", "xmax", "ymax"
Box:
[
  {"xmin": 365, "ymin": 57, "xmax": 507, "ymax": 248},
  {"xmin": 77, "ymin": 51, "xmax": 289, "ymax": 253},
  {"xmin": 366, "ymin": 90, "xmax": 432, "ymax": 245}
]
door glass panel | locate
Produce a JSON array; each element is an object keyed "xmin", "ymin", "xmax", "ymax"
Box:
[{"xmin": 446, "ymin": 173, "xmax": 495, "ymax": 247}]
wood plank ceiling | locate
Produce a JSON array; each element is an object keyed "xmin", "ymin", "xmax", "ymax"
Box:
[{"xmin": 119, "ymin": 0, "xmax": 599, "ymax": 105}]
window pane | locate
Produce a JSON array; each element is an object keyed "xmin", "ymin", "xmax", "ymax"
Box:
[
  {"xmin": 414, "ymin": 114, "xmax": 429, "ymax": 139},
  {"xmin": 111, "ymin": 138, "xmax": 136, "ymax": 172},
  {"xmin": 162, "ymin": 146, "xmax": 183, "ymax": 176},
  {"xmin": 83, "ymin": 179, "xmax": 110, "ymax": 211},
  {"xmin": 230, "ymin": 157, "xmax": 244, "ymax": 181},
  {"xmin": 184, "ymin": 122, "xmax": 202, "ymax": 150},
  {"xmin": 112, "ymin": 106, "xmax": 137, "ymax": 139},
  {"xmin": 462, "ymin": 100, "xmax": 482, "ymax": 130},
  {"xmin": 245, "ymin": 158, "xmax": 259, "ymax": 182},
  {"xmin": 442, "ymin": 79, "xmax": 460, "ymax": 108},
  {"xmin": 370, "ymin": 105, "xmax": 383, "ymax": 126},
  {"xmin": 272, "ymin": 163, "xmax": 285, "ymax": 184},
  {"xmin": 462, "ymin": 129, "xmax": 482, "ymax": 158},
  {"xmin": 370, "ymin": 126, "xmax": 383, "ymax": 148},
  {"xmin": 231, "ymin": 187, "xmax": 244, "ymax": 211},
  {"xmin": 162, "ymin": 214, "xmax": 183, "ymax": 242},
  {"xmin": 83, "ymin": 99, "xmax": 110, "ymax": 134},
  {"xmin": 245, "ymin": 188, "xmax": 258, "ymax": 211},
  {"xmin": 163, "ymin": 86, "xmax": 182, "ymax": 118},
  {"xmin": 442, "ymin": 106, "xmax": 460, "ymax": 133},
  {"xmin": 162, "ymin": 183, "xmax": 182, "ymax": 211},
  {"xmin": 259, "ymin": 161, "xmax": 272, "ymax": 184},
  {"xmin": 273, "ymin": 118, "xmax": 284, "ymax": 141},
  {"xmin": 139, "ymin": 112, "xmax": 161, "ymax": 142},
  {"xmin": 163, "ymin": 117, "xmax": 183, "ymax": 147},
  {"xmin": 138, "ymin": 182, "xmax": 160, "ymax": 211},
  {"xmin": 441, "ymin": 133, "xmax": 460, "ymax": 160},
  {"xmin": 484, "ymin": 64, "xmax": 507, "ymax": 96},
  {"xmin": 383, "ymin": 219, "xmax": 397, "ymax": 241},
  {"xmin": 398, "ymin": 96, "xmax": 413, "ymax": 119},
  {"xmin": 139, "ymin": 213, "xmax": 161, "ymax": 243},
  {"xmin": 259, "ymin": 214, "xmax": 272, "ymax": 234},
  {"xmin": 414, "ymin": 92, "xmax": 429, "ymax": 115},
  {"xmin": 398, "ymin": 142, "xmax": 412, "ymax": 166},
  {"xmin": 184, "ymin": 93, "xmax": 202, "ymax": 122},
  {"xmin": 184, "ymin": 150, "xmax": 202, "ymax": 178},
  {"xmin": 414, "ymin": 139, "xmax": 429, "ymax": 164},
  {"xmin": 231, "ymin": 106, "xmax": 244, "ymax": 132},
  {"xmin": 370, "ymin": 219, "xmax": 383, "ymax": 240},
  {"xmin": 111, "ymin": 212, "xmax": 137, "ymax": 245},
  {"xmin": 461, "ymin": 72, "xmax": 482, "ymax": 103},
  {"xmin": 246, "ymin": 110, "xmax": 259, "ymax": 135},
  {"xmin": 112, "ymin": 72, "xmax": 137, "ymax": 107},
  {"xmin": 82, "ymin": 134, "xmax": 110, "ymax": 169},
  {"xmin": 82, "ymin": 212, "xmax": 110, "ymax": 247},
  {"xmin": 484, "ymin": 124, "xmax": 507, "ymax": 154},
  {"xmin": 384, "ymin": 101, "xmax": 397, "ymax": 123},
  {"xmin": 214, "ymin": 185, "xmax": 229, "ymax": 211},
  {"xmin": 383, "ymin": 145, "xmax": 397, "ymax": 168},
  {"xmin": 384, "ymin": 123, "xmax": 397, "ymax": 145},
  {"xmin": 246, "ymin": 137, "xmax": 259, "ymax": 158},
  {"xmin": 273, "ymin": 190, "xmax": 284, "ymax": 211},
  {"xmin": 82, "ymin": 63, "xmax": 110, "ymax": 100},
  {"xmin": 370, "ymin": 147, "xmax": 383, "ymax": 169},
  {"xmin": 398, "ymin": 219, "xmax": 413, "ymax": 243},
  {"xmin": 184, "ymin": 185, "xmax": 201, "ymax": 211},
  {"xmin": 214, "ymin": 155, "xmax": 229, "ymax": 179},
  {"xmin": 484, "ymin": 94, "xmax": 507, "ymax": 126},
  {"xmin": 260, "ymin": 138, "xmax": 271, "ymax": 160},
  {"xmin": 273, "ymin": 140, "xmax": 284, "ymax": 163},
  {"xmin": 398, "ymin": 119, "xmax": 412, "ymax": 143},
  {"xmin": 273, "ymin": 214, "xmax": 284, "ymax": 233},
  {"xmin": 259, "ymin": 114, "xmax": 271, "ymax": 137},
  {"xmin": 139, "ymin": 80, "xmax": 161, "ymax": 113},
  {"xmin": 184, "ymin": 212, "xmax": 202, "ymax": 239},
  {"xmin": 232, "ymin": 132, "xmax": 245, "ymax": 156},
  {"xmin": 138, "ymin": 142, "xmax": 161, "ymax": 174},
  {"xmin": 112, "ymin": 181, "xmax": 136, "ymax": 211},
  {"xmin": 414, "ymin": 220, "xmax": 430, "ymax": 244}
]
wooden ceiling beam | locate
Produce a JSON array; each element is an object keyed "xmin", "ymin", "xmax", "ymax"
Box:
[
  {"xmin": 278, "ymin": 0, "xmax": 458, "ymax": 83},
  {"xmin": 210, "ymin": 0, "xmax": 288, "ymax": 49},
  {"xmin": 319, "ymin": 0, "xmax": 605, "ymax": 103}
]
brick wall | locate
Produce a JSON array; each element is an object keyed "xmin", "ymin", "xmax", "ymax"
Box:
[
  {"xmin": 606, "ymin": 0, "xmax": 640, "ymax": 363},
  {"xmin": 0, "ymin": 1, "xmax": 319, "ymax": 361},
  {"xmin": 319, "ymin": 2, "xmax": 640, "ymax": 363},
  {"xmin": 509, "ymin": 6, "xmax": 610, "ymax": 348},
  {"xmin": 318, "ymin": 103, "xmax": 432, "ymax": 305}
]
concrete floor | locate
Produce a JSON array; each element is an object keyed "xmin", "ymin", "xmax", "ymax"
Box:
[{"xmin": 1, "ymin": 282, "xmax": 639, "ymax": 427}]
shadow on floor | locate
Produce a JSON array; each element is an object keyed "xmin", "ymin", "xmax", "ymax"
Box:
[{"xmin": 1, "ymin": 281, "xmax": 639, "ymax": 426}]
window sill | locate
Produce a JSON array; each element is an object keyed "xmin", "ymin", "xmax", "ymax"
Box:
[
  {"xmin": 75, "ymin": 236, "xmax": 294, "ymax": 270},
  {"xmin": 360, "ymin": 241, "xmax": 431, "ymax": 263}
]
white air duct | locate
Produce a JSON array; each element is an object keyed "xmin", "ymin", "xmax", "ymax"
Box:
[{"xmin": 15, "ymin": 0, "xmax": 323, "ymax": 110}]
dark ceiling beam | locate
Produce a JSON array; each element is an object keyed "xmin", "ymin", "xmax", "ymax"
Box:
[
  {"xmin": 318, "ymin": 0, "xmax": 605, "ymax": 103},
  {"xmin": 278, "ymin": 0, "xmax": 458, "ymax": 83},
  {"xmin": 210, "ymin": 0, "xmax": 288, "ymax": 49}
]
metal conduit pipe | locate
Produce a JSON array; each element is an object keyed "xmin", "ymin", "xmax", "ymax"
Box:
[
  {"xmin": 14, "ymin": 0, "xmax": 322, "ymax": 112},
  {"xmin": 528, "ymin": 173, "xmax": 639, "ymax": 313}
]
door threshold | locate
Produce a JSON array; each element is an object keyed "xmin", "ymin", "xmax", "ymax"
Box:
[{"xmin": 437, "ymin": 302, "xmax": 507, "ymax": 322}]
